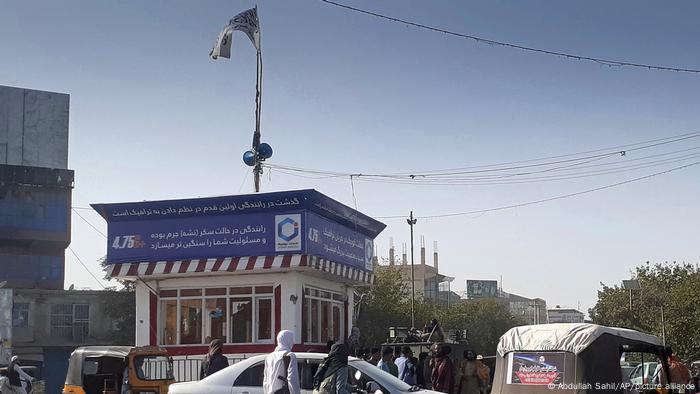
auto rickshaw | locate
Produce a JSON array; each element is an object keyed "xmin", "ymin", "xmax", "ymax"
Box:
[
  {"xmin": 491, "ymin": 323, "xmax": 674, "ymax": 394},
  {"xmin": 63, "ymin": 346, "xmax": 174, "ymax": 394}
]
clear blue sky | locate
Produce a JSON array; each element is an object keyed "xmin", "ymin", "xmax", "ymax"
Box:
[{"xmin": 2, "ymin": 0, "xmax": 699, "ymax": 316}]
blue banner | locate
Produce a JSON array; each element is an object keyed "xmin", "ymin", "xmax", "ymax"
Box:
[
  {"xmin": 92, "ymin": 190, "xmax": 384, "ymax": 270},
  {"xmin": 305, "ymin": 212, "xmax": 374, "ymax": 271}
]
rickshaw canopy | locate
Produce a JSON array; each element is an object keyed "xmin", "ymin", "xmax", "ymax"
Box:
[{"xmin": 497, "ymin": 323, "xmax": 663, "ymax": 356}]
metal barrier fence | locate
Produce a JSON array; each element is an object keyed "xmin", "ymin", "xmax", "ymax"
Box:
[{"xmin": 171, "ymin": 356, "xmax": 247, "ymax": 382}]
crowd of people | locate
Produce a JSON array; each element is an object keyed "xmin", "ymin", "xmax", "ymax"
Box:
[{"xmin": 362, "ymin": 343, "xmax": 491, "ymax": 394}]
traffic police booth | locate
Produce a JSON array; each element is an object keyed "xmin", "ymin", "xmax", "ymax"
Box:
[{"xmin": 92, "ymin": 189, "xmax": 384, "ymax": 369}]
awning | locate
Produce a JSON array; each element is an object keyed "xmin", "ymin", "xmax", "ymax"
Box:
[{"xmin": 106, "ymin": 254, "xmax": 374, "ymax": 284}]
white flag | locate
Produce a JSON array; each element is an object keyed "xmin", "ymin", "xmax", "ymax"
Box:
[{"xmin": 210, "ymin": 7, "xmax": 260, "ymax": 59}]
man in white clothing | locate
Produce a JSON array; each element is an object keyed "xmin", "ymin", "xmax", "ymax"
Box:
[
  {"xmin": 263, "ymin": 330, "xmax": 300, "ymax": 394},
  {"xmin": 395, "ymin": 346, "xmax": 413, "ymax": 380}
]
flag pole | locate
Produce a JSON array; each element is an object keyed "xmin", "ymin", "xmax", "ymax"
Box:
[{"xmin": 253, "ymin": 45, "xmax": 262, "ymax": 192}]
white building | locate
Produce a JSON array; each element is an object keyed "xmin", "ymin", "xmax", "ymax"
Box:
[
  {"xmin": 94, "ymin": 189, "xmax": 384, "ymax": 376},
  {"xmin": 547, "ymin": 307, "xmax": 585, "ymax": 323}
]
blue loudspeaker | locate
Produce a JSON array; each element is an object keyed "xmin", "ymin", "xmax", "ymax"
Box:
[
  {"xmin": 258, "ymin": 143, "xmax": 273, "ymax": 159},
  {"xmin": 243, "ymin": 150, "xmax": 256, "ymax": 166}
]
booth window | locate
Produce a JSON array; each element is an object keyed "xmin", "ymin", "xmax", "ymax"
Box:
[
  {"xmin": 303, "ymin": 287, "xmax": 345, "ymax": 344},
  {"xmin": 160, "ymin": 286, "xmax": 274, "ymax": 345}
]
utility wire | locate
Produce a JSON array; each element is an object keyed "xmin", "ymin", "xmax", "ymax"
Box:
[
  {"xmin": 264, "ymin": 132, "xmax": 700, "ymax": 180},
  {"xmin": 67, "ymin": 246, "xmax": 107, "ymax": 289},
  {"xmin": 353, "ymin": 152, "xmax": 700, "ymax": 185},
  {"xmin": 319, "ymin": 0, "xmax": 700, "ymax": 74},
  {"xmin": 72, "ymin": 208, "xmax": 107, "ymax": 238},
  {"xmin": 375, "ymin": 160, "xmax": 700, "ymax": 219}
]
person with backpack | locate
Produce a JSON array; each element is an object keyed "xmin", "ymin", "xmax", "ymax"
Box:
[
  {"xmin": 263, "ymin": 330, "xmax": 300, "ymax": 394},
  {"xmin": 200, "ymin": 339, "xmax": 229, "ymax": 379},
  {"xmin": 312, "ymin": 343, "xmax": 350, "ymax": 394}
]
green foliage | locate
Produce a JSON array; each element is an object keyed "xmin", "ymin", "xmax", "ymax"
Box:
[
  {"xmin": 357, "ymin": 266, "xmax": 519, "ymax": 355},
  {"xmin": 98, "ymin": 256, "xmax": 136, "ymax": 344},
  {"xmin": 590, "ymin": 261, "xmax": 700, "ymax": 361},
  {"xmin": 98, "ymin": 290, "xmax": 136, "ymax": 344}
]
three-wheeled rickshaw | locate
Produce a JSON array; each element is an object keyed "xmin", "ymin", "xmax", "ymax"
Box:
[
  {"xmin": 63, "ymin": 346, "xmax": 175, "ymax": 394},
  {"xmin": 491, "ymin": 323, "xmax": 675, "ymax": 394}
]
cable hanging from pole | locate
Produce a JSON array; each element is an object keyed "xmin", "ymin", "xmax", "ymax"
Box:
[{"xmin": 319, "ymin": 0, "xmax": 700, "ymax": 74}]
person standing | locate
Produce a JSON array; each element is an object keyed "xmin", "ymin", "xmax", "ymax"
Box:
[
  {"xmin": 377, "ymin": 347, "xmax": 398, "ymax": 377},
  {"xmin": 200, "ymin": 339, "xmax": 229, "ymax": 379},
  {"xmin": 313, "ymin": 343, "xmax": 350, "ymax": 394},
  {"xmin": 401, "ymin": 356, "xmax": 418, "ymax": 385},
  {"xmin": 430, "ymin": 344, "xmax": 453, "ymax": 393},
  {"xmin": 395, "ymin": 346, "xmax": 413, "ymax": 380},
  {"xmin": 476, "ymin": 355, "xmax": 490, "ymax": 394},
  {"xmin": 7, "ymin": 356, "xmax": 33, "ymax": 394},
  {"xmin": 263, "ymin": 330, "xmax": 300, "ymax": 394},
  {"xmin": 368, "ymin": 348, "xmax": 381, "ymax": 366},
  {"xmin": 416, "ymin": 352, "xmax": 429, "ymax": 388},
  {"xmin": 457, "ymin": 350, "xmax": 480, "ymax": 394}
]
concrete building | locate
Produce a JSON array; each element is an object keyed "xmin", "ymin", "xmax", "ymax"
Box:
[
  {"xmin": 6, "ymin": 288, "xmax": 133, "ymax": 394},
  {"xmin": 0, "ymin": 85, "xmax": 73, "ymax": 290},
  {"xmin": 547, "ymin": 307, "xmax": 585, "ymax": 323},
  {"xmin": 502, "ymin": 292, "xmax": 548, "ymax": 324},
  {"xmin": 385, "ymin": 239, "xmax": 456, "ymax": 307}
]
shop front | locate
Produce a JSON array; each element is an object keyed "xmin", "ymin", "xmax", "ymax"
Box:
[{"xmin": 92, "ymin": 189, "xmax": 384, "ymax": 364}]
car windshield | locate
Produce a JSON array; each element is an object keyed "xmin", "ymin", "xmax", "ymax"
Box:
[{"xmin": 350, "ymin": 359, "xmax": 412, "ymax": 391}]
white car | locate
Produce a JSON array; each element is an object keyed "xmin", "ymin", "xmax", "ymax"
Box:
[{"xmin": 168, "ymin": 352, "xmax": 439, "ymax": 394}]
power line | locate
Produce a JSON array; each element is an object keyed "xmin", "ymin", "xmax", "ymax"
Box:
[
  {"xmin": 353, "ymin": 151, "xmax": 700, "ymax": 186},
  {"xmin": 264, "ymin": 132, "xmax": 700, "ymax": 181},
  {"xmin": 319, "ymin": 0, "xmax": 700, "ymax": 74},
  {"xmin": 375, "ymin": 159, "xmax": 700, "ymax": 219},
  {"xmin": 72, "ymin": 208, "xmax": 107, "ymax": 238},
  {"xmin": 67, "ymin": 246, "xmax": 107, "ymax": 289}
]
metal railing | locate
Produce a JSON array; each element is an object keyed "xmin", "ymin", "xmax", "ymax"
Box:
[{"xmin": 171, "ymin": 356, "xmax": 247, "ymax": 382}]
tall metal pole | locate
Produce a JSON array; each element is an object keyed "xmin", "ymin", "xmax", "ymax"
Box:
[
  {"xmin": 253, "ymin": 41, "xmax": 263, "ymax": 192},
  {"xmin": 407, "ymin": 212, "xmax": 417, "ymax": 328}
]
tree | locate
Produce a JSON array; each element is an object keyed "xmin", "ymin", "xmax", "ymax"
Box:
[
  {"xmin": 590, "ymin": 261, "xmax": 700, "ymax": 361},
  {"xmin": 356, "ymin": 266, "xmax": 411, "ymax": 347},
  {"xmin": 99, "ymin": 256, "xmax": 136, "ymax": 344},
  {"xmin": 357, "ymin": 266, "xmax": 519, "ymax": 355}
]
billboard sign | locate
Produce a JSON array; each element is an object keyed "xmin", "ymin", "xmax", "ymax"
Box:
[
  {"xmin": 305, "ymin": 212, "xmax": 374, "ymax": 271},
  {"xmin": 466, "ymin": 280, "xmax": 498, "ymax": 299},
  {"xmin": 507, "ymin": 352, "xmax": 566, "ymax": 385},
  {"xmin": 92, "ymin": 190, "xmax": 384, "ymax": 272}
]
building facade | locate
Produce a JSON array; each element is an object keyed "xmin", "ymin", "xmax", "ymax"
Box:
[
  {"xmin": 547, "ymin": 307, "xmax": 585, "ymax": 323},
  {"xmin": 386, "ymin": 240, "xmax": 456, "ymax": 307},
  {"xmin": 7, "ymin": 288, "xmax": 133, "ymax": 394},
  {"xmin": 0, "ymin": 85, "xmax": 73, "ymax": 290},
  {"xmin": 502, "ymin": 292, "xmax": 548, "ymax": 324},
  {"xmin": 94, "ymin": 189, "xmax": 385, "ymax": 379}
]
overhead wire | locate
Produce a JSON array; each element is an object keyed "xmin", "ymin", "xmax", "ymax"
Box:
[
  {"xmin": 319, "ymin": 0, "xmax": 700, "ymax": 74},
  {"xmin": 374, "ymin": 160, "xmax": 700, "ymax": 219},
  {"xmin": 353, "ymin": 151, "xmax": 700, "ymax": 186},
  {"xmin": 67, "ymin": 246, "xmax": 107, "ymax": 289},
  {"xmin": 263, "ymin": 132, "xmax": 700, "ymax": 182},
  {"xmin": 72, "ymin": 207, "xmax": 107, "ymax": 238}
]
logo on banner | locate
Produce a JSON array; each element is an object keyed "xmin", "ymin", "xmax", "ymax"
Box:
[
  {"xmin": 276, "ymin": 214, "xmax": 301, "ymax": 251},
  {"xmin": 364, "ymin": 238, "xmax": 374, "ymax": 270}
]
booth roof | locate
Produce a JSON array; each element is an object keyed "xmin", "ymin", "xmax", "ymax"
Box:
[
  {"xmin": 91, "ymin": 189, "xmax": 385, "ymax": 238},
  {"xmin": 497, "ymin": 323, "xmax": 662, "ymax": 356}
]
